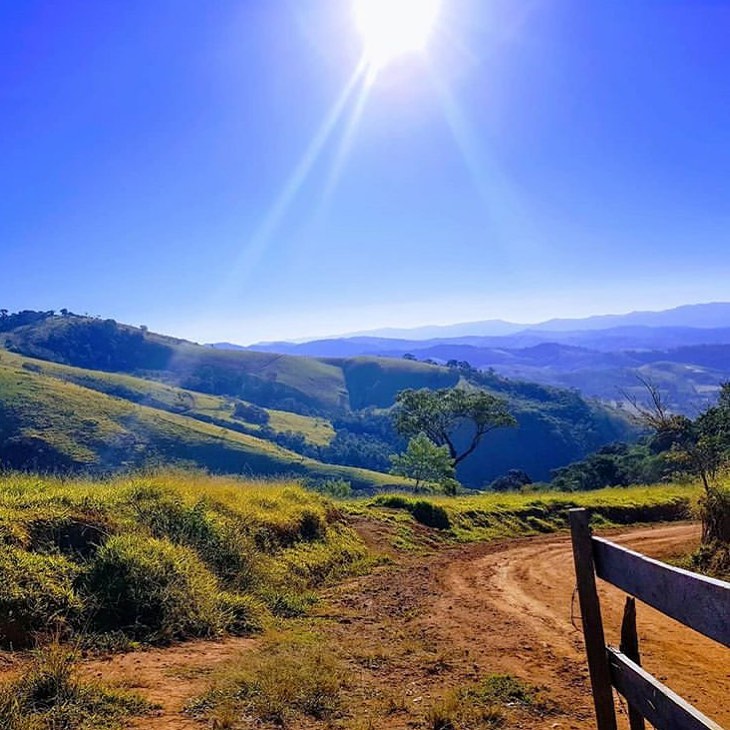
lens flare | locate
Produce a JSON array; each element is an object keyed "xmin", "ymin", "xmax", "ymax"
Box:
[{"xmin": 354, "ymin": 0, "xmax": 442, "ymax": 69}]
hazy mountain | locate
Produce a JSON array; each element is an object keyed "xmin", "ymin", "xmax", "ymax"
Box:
[
  {"xmin": 236, "ymin": 302, "xmax": 730, "ymax": 350},
  {"xmin": 1, "ymin": 310, "xmax": 636, "ymax": 486},
  {"xmin": 212, "ymin": 303, "xmax": 730, "ymax": 415}
]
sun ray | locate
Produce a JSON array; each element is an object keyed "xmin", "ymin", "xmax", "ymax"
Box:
[
  {"xmin": 214, "ymin": 60, "xmax": 368, "ymax": 303},
  {"xmin": 426, "ymin": 61, "xmax": 541, "ymax": 260},
  {"xmin": 319, "ymin": 64, "xmax": 373, "ymax": 210}
]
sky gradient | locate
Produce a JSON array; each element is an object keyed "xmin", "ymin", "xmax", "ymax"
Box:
[{"xmin": 2, "ymin": 1, "xmax": 729, "ymax": 344}]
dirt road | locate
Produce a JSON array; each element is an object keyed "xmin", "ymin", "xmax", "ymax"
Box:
[
  {"xmin": 69, "ymin": 521, "xmax": 727, "ymax": 728},
  {"xmin": 325, "ymin": 521, "xmax": 727, "ymax": 729},
  {"xmin": 418, "ymin": 523, "xmax": 728, "ymax": 728}
]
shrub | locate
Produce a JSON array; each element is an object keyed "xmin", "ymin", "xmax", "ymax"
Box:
[
  {"xmin": 374, "ymin": 495, "xmax": 451, "ymax": 530},
  {"xmin": 699, "ymin": 485, "xmax": 730, "ymax": 545},
  {"xmin": 0, "ymin": 546, "xmax": 81, "ymax": 648},
  {"xmin": 489, "ymin": 469, "xmax": 533, "ymax": 493},
  {"xmin": 0, "ymin": 643, "xmax": 151, "ymax": 730},
  {"xmin": 128, "ymin": 487, "xmax": 260, "ymax": 589},
  {"xmin": 301, "ymin": 477, "xmax": 353, "ymax": 499},
  {"xmin": 85, "ymin": 534, "xmax": 224, "ymax": 642},
  {"xmin": 232, "ymin": 402, "xmax": 269, "ymax": 425}
]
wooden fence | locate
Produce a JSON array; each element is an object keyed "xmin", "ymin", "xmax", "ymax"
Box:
[{"xmin": 569, "ymin": 508, "xmax": 729, "ymax": 730}]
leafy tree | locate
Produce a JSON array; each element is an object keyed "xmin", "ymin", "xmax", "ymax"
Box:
[
  {"xmin": 393, "ymin": 387, "xmax": 516, "ymax": 466},
  {"xmin": 490, "ymin": 469, "xmax": 533, "ymax": 492},
  {"xmin": 629, "ymin": 378, "xmax": 730, "ymax": 545},
  {"xmin": 389, "ymin": 433, "xmax": 455, "ymax": 492}
]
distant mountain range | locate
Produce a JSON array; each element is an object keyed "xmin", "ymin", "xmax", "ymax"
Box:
[
  {"xmin": 0, "ymin": 310, "xmax": 636, "ymax": 487},
  {"xmin": 212, "ymin": 303, "xmax": 730, "ymax": 414}
]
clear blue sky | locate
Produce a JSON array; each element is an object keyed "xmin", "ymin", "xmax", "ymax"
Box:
[{"xmin": 2, "ymin": 1, "xmax": 729, "ymax": 343}]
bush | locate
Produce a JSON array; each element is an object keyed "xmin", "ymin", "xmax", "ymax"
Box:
[
  {"xmin": 232, "ymin": 402, "xmax": 270, "ymax": 425},
  {"xmin": 85, "ymin": 534, "xmax": 224, "ymax": 642},
  {"xmin": 0, "ymin": 546, "xmax": 81, "ymax": 648},
  {"xmin": 0, "ymin": 643, "xmax": 151, "ymax": 729},
  {"xmin": 301, "ymin": 477, "xmax": 353, "ymax": 499},
  {"xmin": 489, "ymin": 469, "xmax": 533, "ymax": 493},
  {"xmin": 699, "ymin": 486, "xmax": 730, "ymax": 545},
  {"xmin": 129, "ymin": 487, "xmax": 260, "ymax": 590},
  {"xmin": 374, "ymin": 495, "xmax": 451, "ymax": 530}
]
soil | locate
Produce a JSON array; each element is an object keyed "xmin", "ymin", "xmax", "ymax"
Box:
[{"xmin": 4, "ymin": 521, "xmax": 728, "ymax": 728}]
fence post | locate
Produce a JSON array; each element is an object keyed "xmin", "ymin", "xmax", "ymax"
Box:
[
  {"xmin": 569, "ymin": 508, "xmax": 618, "ymax": 730},
  {"xmin": 620, "ymin": 597, "xmax": 646, "ymax": 730}
]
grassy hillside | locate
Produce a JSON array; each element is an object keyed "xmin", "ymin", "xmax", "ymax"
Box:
[
  {"xmin": 0, "ymin": 471, "xmax": 372, "ymax": 649},
  {"xmin": 0, "ymin": 350, "xmax": 335, "ymax": 447},
  {"xmin": 0, "ymin": 354, "xmax": 403, "ymax": 489},
  {"xmin": 333, "ymin": 356, "xmax": 459, "ymax": 409},
  {"xmin": 3, "ymin": 314, "xmax": 350, "ymax": 413},
  {"xmin": 1, "ymin": 313, "xmax": 638, "ymax": 484}
]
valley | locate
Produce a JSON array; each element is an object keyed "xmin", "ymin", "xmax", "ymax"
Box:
[{"xmin": 0, "ymin": 311, "xmax": 637, "ymax": 486}]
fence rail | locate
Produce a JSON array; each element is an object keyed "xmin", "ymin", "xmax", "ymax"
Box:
[{"xmin": 569, "ymin": 508, "xmax": 729, "ymax": 730}]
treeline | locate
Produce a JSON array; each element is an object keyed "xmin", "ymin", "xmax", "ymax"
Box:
[
  {"xmin": 268, "ymin": 411, "xmax": 403, "ymax": 472},
  {"xmin": 551, "ymin": 383, "xmax": 730, "ymax": 491}
]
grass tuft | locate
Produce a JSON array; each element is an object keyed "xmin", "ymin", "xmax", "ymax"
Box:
[
  {"xmin": 0, "ymin": 643, "xmax": 152, "ymax": 729},
  {"xmin": 188, "ymin": 632, "xmax": 345, "ymax": 726}
]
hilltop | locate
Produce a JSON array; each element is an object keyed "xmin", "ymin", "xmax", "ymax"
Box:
[
  {"xmin": 234, "ymin": 303, "xmax": 730, "ymax": 414},
  {"xmin": 0, "ymin": 310, "xmax": 636, "ymax": 485}
]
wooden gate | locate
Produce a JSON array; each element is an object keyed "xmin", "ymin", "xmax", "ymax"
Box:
[{"xmin": 569, "ymin": 508, "xmax": 729, "ymax": 730}]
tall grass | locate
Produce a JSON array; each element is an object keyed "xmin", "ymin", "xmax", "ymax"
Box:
[
  {"xmin": 358, "ymin": 482, "xmax": 702, "ymax": 541},
  {"xmin": 0, "ymin": 643, "xmax": 152, "ymax": 729},
  {"xmin": 0, "ymin": 470, "xmax": 367, "ymax": 648}
]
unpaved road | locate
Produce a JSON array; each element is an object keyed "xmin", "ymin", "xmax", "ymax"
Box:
[
  {"xmin": 325, "ymin": 521, "xmax": 728, "ymax": 729},
  {"xmin": 417, "ymin": 522, "xmax": 728, "ymax": 728},
  {"xmin": 8, "ymin": 521, "xmax": 723, "ymax": 729}
]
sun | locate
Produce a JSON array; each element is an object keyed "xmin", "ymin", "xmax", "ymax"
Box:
[{"xmin": 354, "ymin": 0, "xmax": 442, "ymax": 69}]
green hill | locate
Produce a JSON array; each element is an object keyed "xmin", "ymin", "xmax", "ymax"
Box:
[
  {"xmin": 0, "ymin": 352, "xmax": 402, "ymax": 489},
  {"xmin": 0, "ymin": 312, "xmax": 638, "ymax": 485}
]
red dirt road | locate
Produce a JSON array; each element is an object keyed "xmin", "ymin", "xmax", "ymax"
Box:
[
  {"xmin": 5, "ymin": 522, "xmax": 725, "ymax": 728},
  {"xmin": 415, "ymin": 522, "xmax": 728, "ymax": 728}
]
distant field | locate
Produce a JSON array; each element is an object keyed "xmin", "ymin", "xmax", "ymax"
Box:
[
  {"xmin": 0, "ymin": 353, "xmax": 399, "ymax": 488},
  {"xmin": 351, "ymin": 482, "xmax": 700, "ymax": 543}
]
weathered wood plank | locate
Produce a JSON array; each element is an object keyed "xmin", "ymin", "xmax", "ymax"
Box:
[
  {"xmin": 620, "ymin": 597, "xmax": 646, "ymax": 730},
  {"xmin": 607, "ymin": 648, "xmax": 723, "ymax": 730},
  {"xmin": 592, "ymin": 537, "xmax": 730, "ymax": 647},
  {"xmin": 569, "ymin": 509, "xmax": 618, "ymax": 730}
]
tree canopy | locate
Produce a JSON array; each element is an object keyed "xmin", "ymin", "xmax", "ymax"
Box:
[
  {"xmin": 392, "ymin": 387, "xmax": 516, "ymax": 466},
  {"xmin": 389, "ymin": 433, "xmax": 456, "ymax": 492}
]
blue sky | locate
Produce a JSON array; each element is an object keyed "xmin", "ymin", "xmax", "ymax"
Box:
[{"xmin": 2, "ymin": 1, "xmax": 729, "ymax": 344}]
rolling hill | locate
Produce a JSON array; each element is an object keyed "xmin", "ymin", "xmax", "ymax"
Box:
[
  {"xmin": 229, "ymin": 303, "xmax": 730, "ymax": 414},
  {"xmin": 0, "ymin": 349, "xmax": 407, "ymax": 489},
  {"xmin": 0, "ymin": 311, "xmax": 638, "ymax": 486}
]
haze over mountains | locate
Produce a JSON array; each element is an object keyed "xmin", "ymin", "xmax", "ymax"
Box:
[
  {"xmin": 0, "ymin": 310, "xmax": 636, "ymax": 487},
  {"xmin": 215, "ymin": 303, "xmax": 730, "ymax": 414}
]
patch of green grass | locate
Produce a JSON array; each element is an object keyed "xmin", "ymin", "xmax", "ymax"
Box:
[
  {"xmin": 426, "ymin": 674, "xmax": 549, "ymax": 730},
  {"xmin": 188, "ymin": 631, "xmax": 346, "ymax": 727},
  {"xmin": 0, "ymin": 471, "xmax": 370, "ymax": 646},
  {"xmin": 0, "ymin": 643, "xmax": 153, "ymax": 729},
  {"xmin": 353, "ymin": 483, "xmax": 701, "ymax": 542}
]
